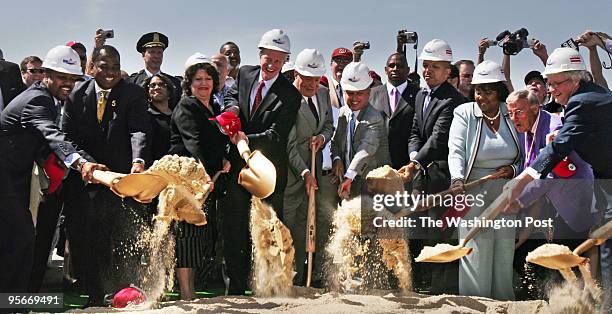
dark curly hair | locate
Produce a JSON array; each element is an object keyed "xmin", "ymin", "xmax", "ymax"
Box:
[
  {"xmin": 181, "ymin": 62, "xmax": 219, "ymax": 98},
  {"xmin": 141, "ymin": 73, "xmax": 177, "ymax": 104},
  {"xmin": 472, "ymin": 81, "xmax": 509, "ymax": 103}
]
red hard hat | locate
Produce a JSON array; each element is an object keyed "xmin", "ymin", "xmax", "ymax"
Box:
[
  {"xmin": 210, "ymin": 111, "xmax": 241, "ymax": 138},
  {"xmin": 43, "ymin": 153, "xmax": 66, "ymax": 194},
  {"xmin": 111, "ymin": 286, "xmax": 146, "ymax": 308}
]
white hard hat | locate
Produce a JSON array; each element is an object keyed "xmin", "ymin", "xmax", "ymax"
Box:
[
  {"xmin": 543, "ymin": 47, "xmax": 586, "ymax": 77},
  {"xmin": 258, "ymin": 29, "xmax": 290, "ymax": 54},
  {"xmin": 184, "ymin": 52, "xmax": 213, "ymax": 70},
  {"xmin": 419, "ymin": 39, "xmax": 453, "ymax": 62},
  {"xmin": 42, "ymin": 45, "xmax": 82, "ymax": 75},
  {"xmin": 281, "ymin": 61, "xmax": 294, "ymax": 73},
  {"xmin": 341, "ymin": 62, "xmax": 373, "ymax": 91},
  {"xmin": 471, "ymin": 60, "xmax": 506, "ymax": 85},
  {"xmin": 294, "ymin": 49, "xmax": 326, "ymax": 77}
]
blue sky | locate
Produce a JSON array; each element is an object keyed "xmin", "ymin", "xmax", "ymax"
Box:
[{"xmin": 2, "ymin": 0, "xmax": 611, "ymax": 86}]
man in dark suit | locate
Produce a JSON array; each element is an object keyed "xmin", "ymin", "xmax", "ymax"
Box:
[
  {"xmin": 369, "ymin": 52, "xmax": 418, "ymax": 169},
  {"xmin": 62, "ymin": 45, "xmax": 150, "ymax": 305},
  {"xmin": 398, "ymin": 39, "xmax": 467, "ymax": 295},
  {"xmin": 0, "ymin": 45, "xmax": 105, "ymax": 293},
  {"xmin": 0, "ymin": 56, "xmax": 26, "ymax": 111},
  {"xmin": 504, "ymin": 48, "xmax": 612, "ymax": 310},
  {"xmin": 128, "ymin": 32, "xmax": 181, "ymax": 106},
  {"xmin": 221, "ymin": 29, "xmax": 301, "ymax": 295}
]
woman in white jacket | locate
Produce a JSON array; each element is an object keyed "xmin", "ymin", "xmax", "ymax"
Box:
[{"xmin": 447, "ymin": 60, "xmax": 521, "ymax": 300}]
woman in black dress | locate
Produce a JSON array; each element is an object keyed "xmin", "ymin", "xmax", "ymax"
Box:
[
  {"xmin": 169, "ymin": 61, "xmax": 230, "ymax": 300},
  {"xmin": 142, "ymin": 74, "xmax": 176, "ymax": 162}
]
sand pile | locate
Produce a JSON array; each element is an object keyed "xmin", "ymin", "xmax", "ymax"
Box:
[
  {"xmin": 526, "ymin": 244, "xmax": 572, "ymax": 261},
  {"xmin": 148, "ymin": 155, "xmax": 212, "ymax": 226},
  {"xmin": 326, "ymin": 197, "xmax": 411, "ymax": 293},
  {"xmin": 414, "ymin": 243, "xmax": 458, "ymax": 262},
  {"xmin": 366, "ymin": 165, "xmax": 404, "ymax": 195},
  {"xmin": 250, "ymin": 197, "xmax": 295, "ymax": 297}
]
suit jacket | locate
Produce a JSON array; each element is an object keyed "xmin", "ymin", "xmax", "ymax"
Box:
[
  {"xmin": 62, "ymin": 78, "xmax": 150, "ymax": 176},
  {"xmin": 285, "ymin": 87, "xmax": 334, "ymax": 196},
  {"xmin": 369, "ymin": 83, "xmax": 418, "ymax": 169},
  {"xmin": 517, "ymin": 110, "xmax": 595, "ymax": 232},
  {"xmin": 128, "ymin": 70, "xmax": 182, "ymax": 107},
  {"xmin": 331, "ymin": 104, "xmax": 390, "ymax": 181},
  {"xmin": 223, "ymin": 65, "xmax": 301, "ymax": 196},
  {"xmin": 409, "ymin": 81, "xmax": 467, "ymax": 192},
  {"xmin": 0, "ymin": 82, "xmax": 90, "ymax": 211},
  {"xmin": 0, "ymin": 60, "xmax": 26, "ymax": 110},
  {"xmin": 169, "ymin": 96, "xmax": 228, "ymax": 174},
  {"xmin": 327, "ymin": 78, "xmax": 343, "ymax": 109},
  {"xmin": 532, "ymin": 82, "xmax": 612, "ymax": 180}
]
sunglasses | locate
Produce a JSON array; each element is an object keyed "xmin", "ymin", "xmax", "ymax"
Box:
[
  {"xmin": 27, "ymin": 68, "xmax": 44, "ymax": 74},
  {"xmin": 149, "ymin": 82, "xmax": 167, "ymax": 89}
]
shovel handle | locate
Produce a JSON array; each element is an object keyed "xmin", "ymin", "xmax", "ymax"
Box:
[
  {"xmin": 92, "ymin": 170, "xmax": 125, "ymax": 187},
  {"xmin": 461, "ymin": 189, "xmax": 509, "ymax": 247},
  {"xmin": 590, "ymin": 219, "xmax": 612, "ymax": 240},
  {"xmin": 237, "ymin": 139, "xmax": 251, "ymax": 162}
]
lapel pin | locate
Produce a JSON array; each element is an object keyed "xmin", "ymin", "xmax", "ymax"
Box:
[{"xmin": 111, "ymin": 100, "xmax": 117, "ymax": 107}]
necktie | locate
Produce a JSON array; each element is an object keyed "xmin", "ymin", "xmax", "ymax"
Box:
[
  {"xmin": 337, "ymin": 84, "xmax": 344, "ymax": 106},
  {"xmin": 307, "ymin": 97, "xmax": 319, "ymax": 125},
  {"xmin": 349, "ymin": 112, "xmax": 356, "ymax": 160},
  {"xmin": 422, "ymin": 89, "xmax": 431, "ymax": 120},
  {"xmin": 97, "ymin": 90, "xmax": 108, "ymax": 123},
  {"xmin": 251, "ymin": 80, "xmax": 265, "ymax": 118},
  {"xmin": 391, "ymin": 88, "xmax": 399, "ymax": 113}
]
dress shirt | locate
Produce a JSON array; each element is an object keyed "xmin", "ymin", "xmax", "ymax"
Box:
[
  {"xmin": 386, "ymin": 81, "xmax": 407, "ymax": 113},
  {"xmin": 249, "ymin": 72, "xmax": 278, "ymax": 111}
]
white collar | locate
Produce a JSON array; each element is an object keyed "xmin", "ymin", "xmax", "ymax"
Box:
[
  {"xmin": 144, "ymin": 68, "xmax": 161, "ymax": 77},
  {"xmin": 258, "ymin": 71, "xmax": 278, "ymax": 88},
  {"xmin": 386, "ymin": 81, "xmax": 407, "ymax": 95},
  {"xmin": 94, "ymin": 81, "xmax": 112, "ymax": 95}
]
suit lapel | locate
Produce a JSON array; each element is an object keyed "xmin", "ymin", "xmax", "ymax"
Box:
[
  {"xmin": 252, "ymin": 75, "xmax": 281, "ymax": 119},
  {"xmin": 84, "ymin": 81, "xmax": 98, "ymax": 124},
  {"xmin": 391, "ymin": 88, "xmax": 411, "ymax": 119},
  {"xmin": 242, "ymin": 68, "xmax": 259, "ymax": 119},
  {"xmin": 298, "ymin": 97, "xmax": 318, "ymax": 132},
  {"xmin": 380, "ymin": 88, "xmax": 391, "ymax": 118},
  {"xmin": 328, "ymin": 81, "xmax": 341, "ymax": 109}
]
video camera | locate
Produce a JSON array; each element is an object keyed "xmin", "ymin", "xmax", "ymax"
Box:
[
  {"xmin": 398, "ymin": 30, "xmax": 418, "ymax": 45},
  {"xmin": 496, "ymin": 28, "xmax": 534, "ymax": 55}
]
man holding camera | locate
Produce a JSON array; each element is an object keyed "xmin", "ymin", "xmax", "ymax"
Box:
[{"xmin": 128, "ymin": 32, "xmax": 182, "ymax": 106}]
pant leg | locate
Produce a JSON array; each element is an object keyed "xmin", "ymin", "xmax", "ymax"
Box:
[
  {"xmin": 283, "ymin": 185, "xmax": 308, "ymax": 285},
  {"xmin": 0, "ymin": 205, "xmax": 35, "ymax": 292},
  {"xmin": 459, "ymin": 226, "xmax": 494, "ymax": 297},
  {"xmin": 491, "ymin": 215, "xmax": 516, "ymax": 301},
  {"xmin": 28, "ymin": 192, "xmax": 63, "ymax": 292},
  {"xmin": 314, "ymin": 172, "xmax": 338, "ymax": 283}
]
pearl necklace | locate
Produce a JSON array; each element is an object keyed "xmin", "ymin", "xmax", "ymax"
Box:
[{"xmin": 482, "ymin": 109, "xmax": 501, "ymax": 125}]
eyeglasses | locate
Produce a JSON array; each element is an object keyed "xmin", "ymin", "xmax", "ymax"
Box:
[
  {"xmin": 27, "ymin": 68, "xmax": 44, "ymax": 74},
  {"xmin": 547, "ymin": 78, "xmax": 570, "ymax": 89},
  {"xmin": 507, "ymin": 109, "xmax": 527, "ymax": 118},
  {"xmin": 332, "ymin": 57, "xmax": 352, "ymax": 64},
  {"xmin": 149, "ymin": 82, "xmax": 167, "ymax": 89}
]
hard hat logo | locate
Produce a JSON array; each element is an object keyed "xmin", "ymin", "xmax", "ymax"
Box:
[
  {"xmin": 307, "ymin": 63, "xmax": 318, "ymax": 69},
  {"xmin": 348, "ymin": 77, "xmax": 360, "ymax": 83},
  {"xmin": 273, "ymin": 38, "xmax": 285, "ymax": 45},
  {"xmin": 446, "ymin": 49, "xmax": 453, "ymax": 56},
  {"xmin": 424, "ymin": 48, "xmax": 433, "ymax": 53},
  {"xmin": 63, "ymin": 58, "xmax": 77, "ymax": 65},
  {"xmin": 569, "ymin": 56, "xmax": 582, "ymax": 63}
]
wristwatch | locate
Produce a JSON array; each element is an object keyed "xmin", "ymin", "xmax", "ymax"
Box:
[{"xmin": 71, "ymin": 158, "xmax": 87, "ymax": 171}]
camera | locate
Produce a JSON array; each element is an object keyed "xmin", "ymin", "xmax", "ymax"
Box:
[
  {"xmin": 496, "ymin": 28, "xmax": 532, "ymax": 55},
  {"xmin": 101, "ymin": 29, "xmax": 114, "ymax": 39},
  {"xmin": 355, "ymin": 41, "xmax": 370, "ymax": 50},
  {"xmin": 398, "ymin": 30, "xmax": 418, "ymax": 44}
]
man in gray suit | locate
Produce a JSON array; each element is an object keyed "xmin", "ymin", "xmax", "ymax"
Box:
[
  {"xmin": 332, "ymin": 62, "xmax": 390, "ymax": 198},
  {"xmin": 284, "ymin": 49, "xmax": 334, "ymax": 286}
]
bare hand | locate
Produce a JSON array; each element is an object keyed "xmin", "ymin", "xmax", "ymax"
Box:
[
  {"xmin": 576, "ymin": 30, "xmax": 599, "ymax": 48},
  {"xmin": 222, "ymin": 159, "xmax": 231, "ymax": 173},
  {"xmin": 502, "ymin": 199, "xmax": 523, "ymax": 214},
  {"xmin": 338, "ymin": 178, "xmax": 352, "ymax": 199},
  {"xmin": 546, "ymin": 130, "xmax": 558, "ymax": 144},
  {"xmin": 492, "ymin": 165, "xmax": 514, "ymax": 179},
  {"xmin": 531, "ymin": 39, "xmax": 549, "ymax": 60},
  {"xmin": 94, "ymin": 28, "xmax": 106, "ymax": 48},
  {"xmin": 502, "ymin": 174, "xmax": 532, "ymax": 206},
  {"xmin": 231, "ymin": 131, "xmax": 248, "ymax": 145},
  {"xmin": 82, "ymin": 162, "xmax": 108, "ymax": 183},
  {"xmin": 224, "ymin": 105, "xmax": 240, "ymax": 116},
  {"xmin": 450, "ymin": 179, "xmax": 465, "ymax": 195},
  {"xmin": 310, "ymin": 135, "xmax": 325, "ymax": 152},
  {"xmin": 130, "ymin": 162, "xmax": 145, "ymax": 174},
  {"xmin": 352, "ymin": 41, "xmax": 366, "ymax": 62},
  {"xmin": 331, "ymin": 159, "xmax": 344, "ymax": 185},
  {"xmin": 398, "ymin": 163, "xmax": 415, "ymax": 182},
  {"xmin": 304, "ymin": 171, "xmax": 318, "ymax": 195},
  {"xmin": 478, "ymin": 38, "xmax": 490, "ymax": 55}
]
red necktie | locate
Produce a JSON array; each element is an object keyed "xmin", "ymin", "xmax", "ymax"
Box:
[{"xmin": 251, "ymin": 81, "xmax": 265, "ymax": 118}]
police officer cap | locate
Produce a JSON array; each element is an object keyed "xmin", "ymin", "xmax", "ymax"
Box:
[{"xmin": 137, "ymin": 32, "xmax": 168, "ymax": 53}]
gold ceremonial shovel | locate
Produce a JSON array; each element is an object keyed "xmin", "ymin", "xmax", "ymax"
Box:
[
  {"xmin": 236, "ymin": 139, "xmax": 276, "ymax": 199},
  {"xmin": 415, "ymin": 189, "xmax": 510, "ymax": 263},
  {"xmin": 527, "ymin": 220, "xmax": 612, "ymax": 270},
  {"xmin": 92, "ymin": 170, "xmax": 168, "ymax": 203}
]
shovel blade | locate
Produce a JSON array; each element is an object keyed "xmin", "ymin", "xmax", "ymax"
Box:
[
  {"xmin": 111, "ymin": 173, "xmax": 169, "ymax": 203},
  {"xmin": 238, "ymin": 150, "xmax": 276, "ymax": 198},
  {"xmin": 527, "ymin": 254, "xmax": 586, "ymax": 270},
  {"xmin": 415, "ymin": 247, "xmax": 473, "ymax": 263}
]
